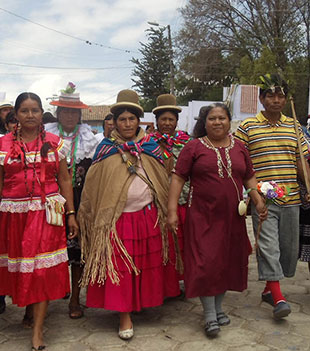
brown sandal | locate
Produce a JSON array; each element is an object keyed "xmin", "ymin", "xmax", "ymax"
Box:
[{"xmin": 68, "ymin": 304, "xmax": 84, "ymax": 319}]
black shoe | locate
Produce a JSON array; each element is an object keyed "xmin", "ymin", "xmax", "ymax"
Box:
[
  {"xmin": 0, "ymin": 296, "xmax": 5, "ymax": 314},
  {"xmin": 216, "ymin": 312, "xmax": 230, "ymax": 326},
  {"xmin": 273, "ymin": 301, "xmax": 291, "ymax": 320},
  {"xmin": 204, "ymin": 320, "xmax": 220, "ymax": 338},
  {"xmin": 261, "ymin": 292, "xmax": 274, "ymax": 306}
]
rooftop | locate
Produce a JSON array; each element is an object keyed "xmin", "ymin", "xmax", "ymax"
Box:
[{"xmin": 81, "ymin": 105, "xmax": 111, "ymax": 121}]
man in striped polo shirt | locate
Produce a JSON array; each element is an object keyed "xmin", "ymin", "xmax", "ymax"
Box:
[{"xmin": 235, "ymin": 73, "xmax": 310, "ymax": 320}]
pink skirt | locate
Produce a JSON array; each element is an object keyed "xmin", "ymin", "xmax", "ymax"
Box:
[
  {"xmin": 164, "ymin": 204, "xmax": 186, "ymax": 296},
  {"xmin": 86, "ymin": 203, "xmax": 179, "ymax": 312},
  {"xmin": 0, "ymin": 210, "xmax": 70, "ymax": 307}
]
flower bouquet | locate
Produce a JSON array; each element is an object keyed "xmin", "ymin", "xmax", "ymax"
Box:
[
  {"xmin": 257, "ymin": 181, "xmax": 290, "ymax": 204},
  {"xmin": 254, "ymin": 181, "xmax": 290, "ymax": 254}
]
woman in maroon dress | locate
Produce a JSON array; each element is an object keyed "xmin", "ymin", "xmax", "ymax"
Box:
[{"xmin": 167, "ymin": 103, "xmax": 267, "ymax": 338}]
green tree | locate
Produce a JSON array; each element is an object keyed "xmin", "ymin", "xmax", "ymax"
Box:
[
  {"xmin": 131, "ymin": 27, "xmax": 171, "ymax": 111},
  {"xmin": 176, "ymin": 0, "xmax": 309, "ymax": 111}
]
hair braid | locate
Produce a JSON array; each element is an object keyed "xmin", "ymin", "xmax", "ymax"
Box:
[{"xmin": 40, "ymin": 122, "xmax": 51, "ymax": 157}]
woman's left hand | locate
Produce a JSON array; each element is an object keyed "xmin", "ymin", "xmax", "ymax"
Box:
[
  {"xmin": 67, "ymin": 215, "xmax": 79, "ymax": 239},
  {"xmin": 255, "ymin": 201, "xmax": 268, "ymax": 221}
]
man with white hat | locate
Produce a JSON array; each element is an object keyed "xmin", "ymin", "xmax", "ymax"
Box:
[{"xmin": 0, "ymin": 100, "xmax": 13, "ymax": 136}]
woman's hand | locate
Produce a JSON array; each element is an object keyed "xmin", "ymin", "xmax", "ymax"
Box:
[
  {"xmin": 67, "ymin": 215, "xmax": 79, "ymax": 239},
  {"xmin": 255, "ymin": 200, "xmax": 268, "ymax": 221},
  {"xmin": 167, "ymin": 210, "xmax": 179, "ymax": 232},
  {"xmin": 304, "ymin": 193, "xmax": 310, "ymax": 202}
]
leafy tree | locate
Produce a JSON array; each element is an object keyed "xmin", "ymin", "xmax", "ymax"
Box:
[
  {"xmin": 175, "ymin": 0, "xmax": 310, "ymax": 114},
  {"xmin": 131, "ymin": 27, "xmax": 171, "ymax": 111}
]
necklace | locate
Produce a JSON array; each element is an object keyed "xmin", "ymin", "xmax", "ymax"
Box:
[
  {"xmin": 58, "ymin": 124, "xmax": 79, "ymax": 185},
  {"xmin": 200, "ymin": 135, "xmax": 247, "ymax": 216},
  {"xmin": 200, "ymin": 135, "xmax": 234, "ymax": 178},
  {"xmin": 20, "ymin": 134, "xmax": 39, "ymax": 200}
]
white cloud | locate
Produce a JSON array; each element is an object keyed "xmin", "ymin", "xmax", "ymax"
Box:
[{"xmin": 0, "ymin": 0, "xmax": 182, "ymax": 104}]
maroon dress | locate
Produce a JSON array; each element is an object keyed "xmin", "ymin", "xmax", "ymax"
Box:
[{"xmin": 174, "ymin": 137, "xmax": 254, "ymax": 298}]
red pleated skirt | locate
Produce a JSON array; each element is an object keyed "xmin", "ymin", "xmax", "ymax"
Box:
[
  {"xmin": 0, "ymin": 210, "xmax": 70, "ymax": 307},
  {"xmin": 86, "ymin": 203, "xmax": 179, "ymax": 312},
  {"xmin": 163, "ymin": 204, "xmax": 186, "ymax": 296}
]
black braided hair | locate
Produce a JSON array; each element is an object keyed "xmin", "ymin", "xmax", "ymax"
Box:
[{"xmin": 39, "ymin": 122, "xmax": 52, "ymax": 158}]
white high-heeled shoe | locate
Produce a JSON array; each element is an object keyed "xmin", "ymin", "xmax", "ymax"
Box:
[{"xmin": 118, "ymin": 325, "xmax": 134, "ymax": 340}]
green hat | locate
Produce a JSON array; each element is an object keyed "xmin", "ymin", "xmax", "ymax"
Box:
[{"xmin": 258, "ymin": 73, "xmax": 288, "ymax": 95}]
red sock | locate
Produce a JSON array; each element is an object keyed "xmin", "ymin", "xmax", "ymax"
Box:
[
  {"xmin": 262, "ymin": 282, "xmax": 270, "ymax": 295},
  {"xmin": 267, "ymin": 281, "xmax": 285, "ymax": 305}
]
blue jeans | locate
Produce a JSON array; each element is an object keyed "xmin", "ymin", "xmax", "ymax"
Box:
[{"xmin": 251, "ymin": 204, "xmax": 299, "ymax": 281}]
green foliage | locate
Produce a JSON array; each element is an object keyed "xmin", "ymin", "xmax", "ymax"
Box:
[
  {"xmin": 176, "ymin": 0, "xmax": 310, "ymax": 114},
  {"xmin": 131, "ymin": 27, "xmax": 171, "ymax": 111}
]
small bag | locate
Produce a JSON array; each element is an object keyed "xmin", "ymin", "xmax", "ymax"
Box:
[{"xmin": 45, "ymin": 195, "xmax": 66, "ymax": 226}]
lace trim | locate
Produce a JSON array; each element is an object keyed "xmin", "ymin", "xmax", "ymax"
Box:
[
  {"xmin": 0, "ymin": 193, "xmax": 65, "ymax": 213},
  {"xmin": 0, "ymin": 247, "xmax": 68, "ymax": 273},
  {"xmin": 45, "ymin": 123, "xmax": 99, "ymax": 163},
  {"xmin": 199, "ymin": 136, "xmax": 235, "ymax": 178}
]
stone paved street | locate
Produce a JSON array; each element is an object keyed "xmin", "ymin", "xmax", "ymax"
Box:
[{"xmin": 0, "ymin": 218, "xmax": 310, "ymax": 351}]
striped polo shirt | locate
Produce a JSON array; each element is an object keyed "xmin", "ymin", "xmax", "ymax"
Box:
[{"xmin": 235, "ymin": 111, "xmax": 308, "ymax": 206}]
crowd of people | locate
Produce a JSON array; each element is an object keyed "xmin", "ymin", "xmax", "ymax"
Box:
[{"xmin": 0, "ymin": 73, "xmax": 309, "ymax": 350}]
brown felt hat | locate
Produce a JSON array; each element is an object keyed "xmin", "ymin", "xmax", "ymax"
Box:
[
  {"xmin": 152, "ymin": 94, "xmax": 182, "ymax": 114},
  {"xmin": 110, "ymin": 89, "xmax": 144, "ymax": 117}
]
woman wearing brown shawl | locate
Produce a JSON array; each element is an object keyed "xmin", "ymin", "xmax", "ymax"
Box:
[{"xmin": 78, "ymin": 90, "xmax": 178, "ymax": 340}]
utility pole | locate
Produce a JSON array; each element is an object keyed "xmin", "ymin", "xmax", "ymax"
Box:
[{"xmin": 167, "ymin": 24, "xmax": 175, "ymax": 95}]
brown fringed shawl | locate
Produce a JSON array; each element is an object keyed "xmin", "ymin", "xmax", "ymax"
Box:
[{"xmin": 78, "ymin": 128, "xmax": 170, "ymax": 286}]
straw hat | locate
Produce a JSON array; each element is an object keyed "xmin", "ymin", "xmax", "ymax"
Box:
[
  {"xmin": 50, "ymin": 82, "xmax": 88, "ymax": 109},
  {"xmin": 152, "ymin": 94, "xmax": 182, "ymax": 114},
  {"xmin": 110, "ymin": 89, "xmax": 143, "ymax": 117},
  {"xmin": 0, "ymin": 100, "xmax": 13, "ymax": 110}
]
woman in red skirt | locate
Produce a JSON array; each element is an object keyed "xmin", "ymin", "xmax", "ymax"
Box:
[
  {"xmin": 78, "ymin": 90, "xmax": 180, "ymax": 340},
  {"xmin": 150, "ymin": 94, "xmax": 191, "ymax": 296},
  {"xmin": 0, "ymin": 92, "xmax": 78, "ymax": 350}
]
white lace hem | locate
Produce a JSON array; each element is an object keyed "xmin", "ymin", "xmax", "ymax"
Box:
[
  {"xmin": 0, "ymin": 247, "xmax": 68, "ymax": 273},
  {"xmin": 0, "ymin": 193, "xmax": 66, "ymax": 213}
]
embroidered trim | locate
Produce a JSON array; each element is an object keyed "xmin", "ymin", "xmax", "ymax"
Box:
[
  {"xmin": 0, "ymin": 138, "xmax": 69, "ymax": 165},
  {"xmin": 199, "ymin": 136, "xmax": 235, "ymax": 178},
  {"xmin": 188, "ymin": 186, "xmax": 194, "ymax": 207},
  {"xmin": 0, "ymin": 193, "xmax": 64, "ymax": 213},
  {"xmin": 0, "ymin": 247, "xmax": 68, "ymax": 273}
]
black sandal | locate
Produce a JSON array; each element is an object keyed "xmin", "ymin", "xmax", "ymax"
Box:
[
  {"xmin": 204, "ymin": 320, "xmax": 220, "ymax": 338},
  {"xmin": 31, "ymin": 346, "xmax": 46, "ymax": 351},
  {"xmin": 22, "ymin": 313, "xmax": 34, "ymax": 328}
]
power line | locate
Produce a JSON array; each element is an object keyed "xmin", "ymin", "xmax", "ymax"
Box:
[
  {"xmin": 0, "ymin": 61, "xmax": 133, "ymax": 70},
  {"xmin": 3, "ymin": 39, "xmax": 126, "ymax": 61},
  {"xmin": 0, "ymin": 7, "xmax": 138, "ymax": 54}
]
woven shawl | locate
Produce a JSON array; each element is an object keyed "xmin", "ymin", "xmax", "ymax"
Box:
[{"xmin": 78, "ymin": 128, "xmax": 170, "ymax": 286}]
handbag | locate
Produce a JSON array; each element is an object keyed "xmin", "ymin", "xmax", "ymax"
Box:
[
  {"xmin": 45, "ymin": 195, "xmax": 66, "ymax": 226},
  {"xmin": 37, "ymin": 147, "xmax": 67, "ymax": 226}
]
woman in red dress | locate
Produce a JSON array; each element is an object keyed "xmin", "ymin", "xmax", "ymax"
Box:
[
  {"xmin": 0, "ymin": 92, "xmax": 78, "ymax": 350},
  {"xmin": 151, "ymin": 94, "xmax": 191, "ymax": 295},
  {"xmin": 167, "ymin": 103, "xmax": 267, "ymax": 338}
]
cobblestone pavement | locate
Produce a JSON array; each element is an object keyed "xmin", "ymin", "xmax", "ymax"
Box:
[{"xmin": 0, "ymin": 219, "xmax": 310, "ymax": 351}]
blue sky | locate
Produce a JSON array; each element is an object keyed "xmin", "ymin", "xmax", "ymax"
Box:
[{"xmin": 0, "ymin": 0, "xmax": 183, "ymax": 110}]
